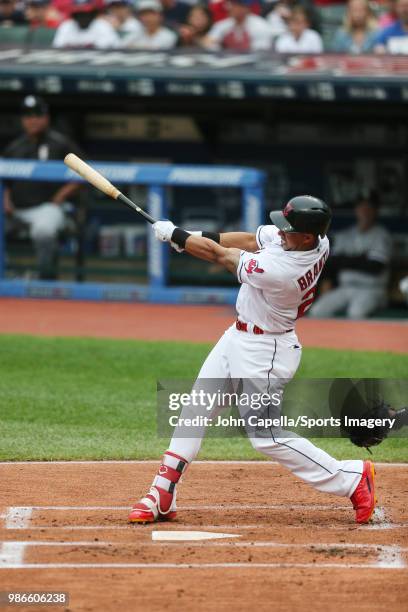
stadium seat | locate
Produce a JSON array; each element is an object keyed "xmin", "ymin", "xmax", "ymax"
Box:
[
  {"xmin": 0, "ymin": 26, "xmax": 56, "ymax": 48},
  {"xmin": 0, "ymin": 26, "xmax": 30, "ymax": 45},
  {"xmin": 28, "ymin": 27, "xmax": 56, "ymax": 47}
]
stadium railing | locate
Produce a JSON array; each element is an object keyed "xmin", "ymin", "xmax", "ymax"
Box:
[{"xmin": 0, "ymin": 159, "xmax": 265, "ymax": 303}]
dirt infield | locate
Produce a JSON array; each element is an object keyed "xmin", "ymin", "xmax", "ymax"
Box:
[
  {"xmin": 0, "ymin": 298, "xmax": 407, "ymax": 352},
  {"xmin": 0, "ymin": 462, "xmax": 407, "ymax": 611}
]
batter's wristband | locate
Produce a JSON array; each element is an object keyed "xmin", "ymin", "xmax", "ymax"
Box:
[
  {"xmin": 171, "ymin": 227, "xmax": 191, "ymax": 249},
  {"xmin": 202, "ymin": 231, "xmax": 221, "ymax": 243}
]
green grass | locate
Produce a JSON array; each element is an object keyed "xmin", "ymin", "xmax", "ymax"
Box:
[{"xmin": 0, "ymin": 334, "xmax": 407, "ymax": 462}]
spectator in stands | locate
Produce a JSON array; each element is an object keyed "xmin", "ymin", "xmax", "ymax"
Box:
[
  {"xmin": 208, "ymin": 0, "xmax": 261, "ymax": 23},
  {"xmin": 50, "ymin": 0, "xmax": 71, "ymax": 19},
  {"xmin": 265, "ymin": 0, "xmax": 320, "ymax": 41},
  {"xmin": 104, "ymin": 0, "xmax": 142, "ymax": 35},
  {"xmin": 52, "ymin": 0, "xmax": 120, "ymax": 48},
  {"xmin": 331, "ymin": 0, "xmax": 378, "ymax": 53},
  {"xmin": 122, "ymin": 0, "xmax": 177, "ymax": 49},
  {"xmin": 378, "ymin": 0, "xmax": 398, "ymax": 28},
  {"xmin": 265, "ymin": 0, "xmax": 291, "ymax": 39},
  {"xmin": 178, "ymin": 4, "xmax": 212, "ymax": 46},
  {"xmin": 2, "ymin": 95, "xmax": 83, "ymax": 280},
  {"xmin": 25, "ymin": 0, "xmax": 61, "ymax": 28},
  {"xmin": 373, "ymin": 0, "xmax": 408, "ymax": 52},
  {"xmin": 202, "ymin": 0, "xmax": 272, "ymax": 51},
  {"xmin": 275, "ymin": 5, "xmax": 323, "ymax": 52},
  {"xmin": 0, "ymin": 0, "xmax": 27, "ymax": 25},
  {"xmin": 160, "ymin": 0, "xmax": 191, "ymax": 30},
  {"xmin": 309, "ymin": 193, "xmax": 392, "ymax": 320}
]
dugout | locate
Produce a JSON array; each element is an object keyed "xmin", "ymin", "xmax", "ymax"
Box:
[{"xmin": 0, "ymin": 49, "xmax": 407, "ymax": 310}]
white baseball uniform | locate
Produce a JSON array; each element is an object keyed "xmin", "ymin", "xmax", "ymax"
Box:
[
  {"xmin": 310, "ymin": 224, "xmax": 392, "ymax": 319},
  {"xmin": 52, "ymin": 18, "xmax": 121, "ymax": 49},
  {"xmin": 169, "ymin": 226, "xmax": 363, "ymax": 497}
]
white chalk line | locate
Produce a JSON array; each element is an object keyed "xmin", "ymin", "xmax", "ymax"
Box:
[
  {"xmin": 0, "ymin": 508, "xmax": 33, "ymax": 566},
  {"xmin": 1, "ymin": 541, "xmax": 110, "ymax": 548},
  {"xmin": 7, "ymin": 525, "xmax": 253, "ymax": 531},
  {"xmin": 371, "ymin": 507, "xmax": 396, "ymax": 530},
  {"xmin": 0, "ymin": 542, "xmax": 26, "ymax": 567},
  {"xmin": 2, "ymin": 506, "xmax": 406, "ymax": 532},
  {"xmin": 12, "ymin": 504, "xmax": 351, "ymax": 512},
  {"xmin": 4, "ymin": 507, "xmax": 33, "ymax": 530},
  {"xmin": 0, "ymin": 540, "xmax": 405, "ymax": 567},
  {"xmin": 13, "ymin": 523, "xmax": 407, "ymax": 532},
  {"xmin": 377, "ymin": 545, "xmax": 406, "ymax": 568},
  {"xmin": 0, "ymin": 562, "xmax": 405, "ymax": 570},
  {"xmin": 2, "ymin": 504, "xmax": 406, "ymax": 531},
  {"xmin": 3, "ymin": 540, "xmax": 405, "ymax": 552},
  {"xmin": 5, "ymin": 504, "xmax": 407, "ymax": 528},
  {"xmin": 1, "ymin": 531, "xmax": 405, "ymax": 569},
  {"xmin": 0, "ymin": 460, "xmax": 406, "ymax": 467}
]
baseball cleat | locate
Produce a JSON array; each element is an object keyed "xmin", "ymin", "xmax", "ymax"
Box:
[
  {"xmin": 128, "ymin": 486, "xmax": 177, "ymax": 524},
  {"xmin": 128, "ymin": 451, "xmax": 188, "ymax": 524},
  {"xmin": 350, "ymin": 460, "xmax": 376, "ymax": 524}
]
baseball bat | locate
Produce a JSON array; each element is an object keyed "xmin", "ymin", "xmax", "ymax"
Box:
[{"xmin": 64, "ymin": 153, "xmax": 156, "ymax": 224}]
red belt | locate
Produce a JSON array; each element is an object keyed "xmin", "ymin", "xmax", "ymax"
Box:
[{"xmin": 236, "ymin": 320, "xmax": 293, "ymax": 335}]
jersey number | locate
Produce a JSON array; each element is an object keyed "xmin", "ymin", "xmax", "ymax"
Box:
[{"xmin": 297, "ymin": 286, "xmax": 317, "ymax": 319}]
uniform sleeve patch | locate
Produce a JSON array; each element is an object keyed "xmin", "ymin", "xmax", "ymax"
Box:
[{"xmin": 245, "ymin": 258, "xmax": 265, "ymax": 274}]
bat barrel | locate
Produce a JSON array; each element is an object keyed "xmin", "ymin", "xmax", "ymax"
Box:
[{"xmin": 64, "ymin": 153, "xmax": 157, "ymax": 224}]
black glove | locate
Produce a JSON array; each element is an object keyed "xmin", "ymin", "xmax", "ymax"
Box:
[{"xmin": 341, "ymin": 400, "xmax": 393, "ymax": 451}]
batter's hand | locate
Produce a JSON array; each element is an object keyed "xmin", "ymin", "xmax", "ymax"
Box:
[
  {"xmin": 153, "ymin": 220, "xmax": 176, "ymax": 242},
  {"xmin": 153, "ymin": 220, "xmax": 185, "ymax": 253}
]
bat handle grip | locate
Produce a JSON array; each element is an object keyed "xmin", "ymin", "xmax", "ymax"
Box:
[{"xmin": 118, "ymin": 193, "xmax": 156, "ymax": 224}]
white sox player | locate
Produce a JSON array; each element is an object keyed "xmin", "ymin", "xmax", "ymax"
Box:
[
  {"xmin": 129, "ymin": 196, "xmax": 376, "ymax": 525},
  {"xmin": 309, "ymin": 196, "xmax": 392, "ymax": 319}
]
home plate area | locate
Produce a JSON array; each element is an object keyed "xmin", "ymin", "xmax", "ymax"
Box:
[{"xmin": 0, "ymin": 462, "xmax": 407, "ymax": 611}]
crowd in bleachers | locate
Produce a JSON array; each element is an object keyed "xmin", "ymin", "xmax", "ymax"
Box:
[{"xmin": 0, "ymin": 0, "xmax": 407, "ymax": 53}]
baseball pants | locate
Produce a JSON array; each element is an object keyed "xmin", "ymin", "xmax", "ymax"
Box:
[
  {"xmin": 309, "ymin": 285, "xmax": 387, "ymax": 319},
  {"xmin": 169, "ymin": 324, "xmax": 363, "ymax": 497},
  {"xmin": 14, "ymin": 202, "xmax": 66, "ymax": 279}
]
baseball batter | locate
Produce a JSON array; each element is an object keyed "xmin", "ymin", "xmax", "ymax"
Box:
[{"xmin": 128, "ymin": 196, "xmax": 376, "ymax": 525}]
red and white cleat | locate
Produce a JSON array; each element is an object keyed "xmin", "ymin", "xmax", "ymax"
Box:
[
  {"xmin": 350, "ymin": 460, "xmax": 376, "ymax": 524},
  {"xmin": 128, "ymin": 451, "xmax": 188, "ymax": 524},
  {"xmin": 128, "ymin": 487, "xmax": 177, "ymax": 524}
]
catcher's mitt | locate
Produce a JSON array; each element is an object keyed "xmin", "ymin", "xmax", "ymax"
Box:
[
  {"xmin": 342, "ymin": 402, "xmax": 407, "ymax": 451},
  {"xmin": 329, "ymin": 379, "xmax": 407, "ymax": 451},
  {"xmin": 341, "ymin": 400, "xmax": 391, "ymax": 450}
]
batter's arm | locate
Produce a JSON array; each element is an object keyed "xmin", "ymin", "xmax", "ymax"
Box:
[
  {"xmin": 219, "ymin": 232, "xmax": 258, "ymax": 251},
  {"xmin": 185, "ymin": 235, "xmax": 241, "ymax": 275}
]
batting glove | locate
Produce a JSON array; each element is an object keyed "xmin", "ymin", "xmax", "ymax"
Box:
[
  {"xmin": 153, "ymin": 220, "xmax": 176, "ymax": 242},
  {"xmin": 153, "ymin": 220, "xmax": 186, "ymax": 253}
]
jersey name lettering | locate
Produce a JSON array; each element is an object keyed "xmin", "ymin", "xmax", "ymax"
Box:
[{"xmin": 297, "ymin": 250, "xmax": 329, "ymax": 291}]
